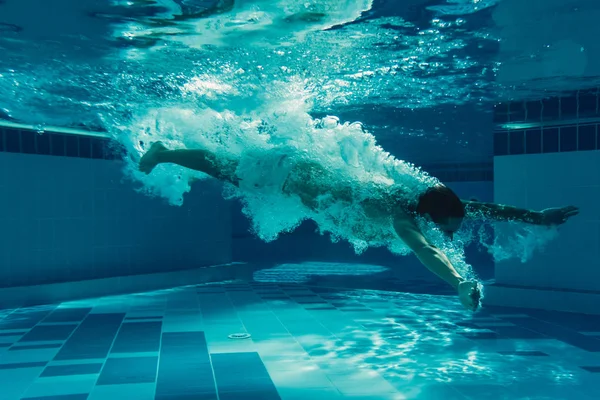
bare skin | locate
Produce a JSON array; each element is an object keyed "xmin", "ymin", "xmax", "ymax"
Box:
[{"xmin": 139, "ymin": 142, "xmax": 578, "ymax": 312}]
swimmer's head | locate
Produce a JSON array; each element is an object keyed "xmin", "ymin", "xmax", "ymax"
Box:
[{"xmin": 416, "ymin": 185, "xmax": 465, "ymax": 239}]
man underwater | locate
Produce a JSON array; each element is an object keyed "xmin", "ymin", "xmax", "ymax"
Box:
[{"xmin": 139, "ymin": 142, "xmax": 579, "ymax": 311}]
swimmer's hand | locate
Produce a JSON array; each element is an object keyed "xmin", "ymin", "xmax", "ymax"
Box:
[
  {"xmin": 458, "ymin": 281, "xmax": 481, "ymax": 312},
  {"xmin": 540, "ymin": 206, "xmax": 579, "ymax": 226}
]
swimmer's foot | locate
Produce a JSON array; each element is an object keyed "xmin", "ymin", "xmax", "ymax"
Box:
[
  {"xmin": 458, "ymin": 280, "xmax": 482, "ymax": 312},
  {"xmin": 139, "ymin": 142, "xmax": 167, "ymax": 174}
]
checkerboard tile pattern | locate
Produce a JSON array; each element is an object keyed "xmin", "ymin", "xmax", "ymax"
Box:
[{"xmin": 1, "ymin": 280, "xmax": 600, "ymax": 399}]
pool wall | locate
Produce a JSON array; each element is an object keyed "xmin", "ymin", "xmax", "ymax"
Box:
[
  {"xmin": 0, "ymin": 130, "xmax": 239, "ymax": 308},
  {"xmin": 486, "ymin": 88, "xmax": 600, "ymax": 314}
]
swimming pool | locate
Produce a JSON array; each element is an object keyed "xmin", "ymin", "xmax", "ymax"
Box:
[
  {"xmin": 1, "ymin": 0, "xmax": 600, "ymax": 399},
  {"xmin": 1, "ymin": 277, "xmax": 600, "ymax": 399}
]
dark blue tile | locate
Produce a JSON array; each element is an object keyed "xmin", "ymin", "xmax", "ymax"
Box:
[
  {"xmin": 0, "ymin": 128, "xmax": 4, "ymax": 151},
  {"xmin": 0, "ymin": 331, "xmax": 26, "ymax": 336},
  {"xmin": 21, "ymin": 395, "xmax": 89, "ymax": 400},
  {"xmin": 156, "ymin": 394, "xmax": 217, "ymax": 400},
  {"xmin": 21, "ymin": 130, "xmax": 36, "ymax": 154},
  {"xmin": 525, "ymin": 129, "xmax": 542, "ymax": 154},
  {"xmin": 79, "ymin": 137, "xmax": 91, "ymax": 158},
  {"xmin": 91, "ymin": 138, "xmax": 106, "ymax": 159},
  {"xmin": 0, "ymin": 361, "xmax": 47, "ymax": 369},
  {"xmin": 525, "ymin": 100, "xmax": 543, "ymax": 122},
  {"xmin": 65, "ymin": 135, "xmax": 78, "ymax": 157},
  {"xmin": 110, "ymin": 322, "xmax": 162, "ymax": 353},
  {"xmin": 10, "ymin": 343, "xmax": 63, "ymax": 351},
  {"xmin": 578, "ymin": 88, "xmax": 598, "ymax": 116},
  {"xmin": 494, "ymin": 132, "xmax": 508, "ymax": 156},
  {"xmin": 509, "ymin": 130, "xmax": 525, "ymax": 155},
  {"xmin": 560, "ymin": 93, "xmax": 578, "ymax": 118},
  {"xmin": 54, "ymin": 313, "xmax": 125, "ymax": 360},
  {"xmin": 125, "ymin": 316, "xmax": 163, "ymax": 320},
  {"xmin": 542, "ymin": 127, "xmax": 559, "ymax": 153},
  {"xmin": 306, "ymin": 306, "xmax": 337, "ymax": 310},
  {"xmin": 44, "ymin": 308, "xmax": 92, "ymax": 323},
  {"xmin": 526, "ymin": 309, "xmax": 600, "ymax": 332},
  {"xmin": 542, "ymin": 97, "xmax": 560, "ymax": 120},
  {"xmin": 19, "ymin": 324, "xmax": 78, "ymax": 342},
  {"xmin": 503, "ymin": 317, "xmax": 600, "ymax": 352},
  {"xmin": 41, "ymin": 363, "xmax": 103, "ymax": 377},
  {"xmin": 509, "ymin": 101, "xmax": 526, "ymax": 122},
  {"xmin": 51, "ymin": 134, "xmax": 66, "ymax": 156},
  {"xmin": 212, "ymin": 352, "xmax": 277, "ymax": 394},
  {"xmin": 578, "ymin": 124, "xmax": 597, "ymax": 151},
  {"xmin": 156, "ymin": 332, "xmax": 216, "ymax": 398},
  {"xmin": 493, "ymin": 102, "xmax": 509, "ymax": 124},
  {"xmin": 598, "ymin": 124, "xmax": 600, "ymax": 150},
  {"xmin": 459, "ymin": 331, "xmax": 499, "ymax": 340},
  {"xmin": 37, "ymin": 133, "xmax": 51, "ymax": 155},
  {"xmin": 581, "ymin": 366, "xmax": 600, "ymax": 373},
  {"xmin": 97, "ymin": 357, "xmax": 158, "ymax": 385},
  {"xmin": 219, "ymin": 390, "xmax": 281, "ymax": 400},
  {"xmin": 0, "ymin": 343, "xmax": 11, "ymax": 347},
  {"xmin": 498, "ymin": 351, "xmax": 549, "ymax": 356},
  {"xmin": 5, "ymin": 129, "xmax": 20, "ymax": 152},
  {"xmin": 560, "ymin": 126, "xmax": 577, "ymax": 152}
]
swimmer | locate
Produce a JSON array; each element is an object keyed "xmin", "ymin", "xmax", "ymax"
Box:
[{"xmin": 139, "ymin": 142, "xmax": 579, "ymax": 312}]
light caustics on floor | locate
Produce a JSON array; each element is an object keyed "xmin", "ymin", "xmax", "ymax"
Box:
[{"xmin": 1, "ymin": 278, "xmax": 600, "ymax": 400}]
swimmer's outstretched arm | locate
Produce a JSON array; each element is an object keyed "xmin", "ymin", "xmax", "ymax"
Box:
[
  {"xmin": 462, "ymin": 200, "xmax": 579, "ymax": 226},
  {"xmin": 392, "ymin": 210, "xmax": 480, "ymax": 311}
]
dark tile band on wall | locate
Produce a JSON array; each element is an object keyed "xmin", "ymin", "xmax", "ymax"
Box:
[
  {"xmin": 420, "ymin": 162, "xmax": 493, "ymax": 182},
  {"xmin": 0, "ymin": 127, "xmax": 126, "ymax": 161},
  {"xmin": 494, "ymin": 123, "xmax": 599, "ymax": 156},
  {"xmin": 494, "ymin": 87, "xmax": 599, "ymax": 125}
]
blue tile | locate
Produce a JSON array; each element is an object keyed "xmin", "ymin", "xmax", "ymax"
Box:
[
  {"xmin": 0, "ymin": 127, "xmax": 4, "ymax": 151},
  {"xmin": 578, "ymin": 124, "xmax": 597, "ymax": 151},
  {"xmin": 542, "ymin": 127, "xmax": 559, "ymax": 153},
  {"xmin": 156, "ymin": 332, "xmax": 216, "ymax": 398},
  {"xmin": 54, "ymin": 314, "xmax": 124, "ymax": 360},
  {"xmin": 97, "ymin": 357, "xmax": 158, "ymax": 385},
  {"xmin": 212, "ymin": 353, "xmax": 277, "ymax": 394},
  {"xmin": 10, "ymin": 344, "xmax": 63, "ymax": 351},
  {"xmin": 542, "ymin": 97, "xmax": 560, "ymax": 120},
  {"xmin": 525, "ymin": 100, "xmax": 542, "ymax": 122},
  {"xmin": 525, "ymin": 129, "xmax": 542, "ymax": 154},
  {"xmin": 5, "ymin": 129, "xmax": 20, "ymax": 152},
  {"xmin": 509, "ymin": 130, "xmax": 525, "ymax": 155},
  {"xmin": 490, "ymin": 325, "xmax": 546, "ymax": 339},
  {"xmin": 19, "ymin": 324, "xmax": 78, "ymax": 342},
  {"xmin": 41, "ymin": 363, "xmax": 103, "ymax": 377},
  {"xmin": 503, "ymin": 317, "xmax": 600, "ymax": 352},
  {"xmin": 493, "ymin": 132, "xmax": 508, "ymax": 156},
  {"xmin": 124, "ymin": 316, "xmax": 163, "ymax": 320},
  {"xmin": 0, "ymin": 309, "xmax": 54, "ymax": 329},
  {"xmin": 0, "ymin": 361, "xmax": 47, "ymax": 369},
  {"xmin": 110, "ymin": 322, "xmax": 162, "ymax": 353},
  {"xmin": 44, "ymin": 308, "xmax": 92, "ymax": 323},
  {"xmin": 459, "ymin": 331, "xmax": 499, "ymax": 340},
  {"xmin": 561, "ymin": 93, "xmax": 578, "ymax": 118},
  {"xmin": 91, "ymin": 138, "xmax": 106, "ymax": 159},
  {"xmin": 0, "ymin": 343, "xmax": 11, "ymax": 347},
  {"xmin": 559, "ymin": 126, "xmax": 577, "ymax": 152},
  {"xmin": 21, "ymin": 395, "xmax": 89, "ymax": 400},
  {"xmin": 21, "ymin": 130, "xmax": 36, "ymax": 154},
  {"xmin": 156, "ymin": 394, "xmax": 217, "ymax": 400}
]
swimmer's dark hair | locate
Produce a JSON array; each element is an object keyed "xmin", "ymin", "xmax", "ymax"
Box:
[{"xmin": 416, "ymin": 185, "xmax": 465, "ymax": 224}]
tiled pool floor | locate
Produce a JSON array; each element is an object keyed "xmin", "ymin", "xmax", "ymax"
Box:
[{"xmin": 1, "ymin": 279, "xmax": 600, "ymax": 400}]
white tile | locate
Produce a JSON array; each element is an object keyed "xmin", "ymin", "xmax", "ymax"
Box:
[
  {"xmin": 268, "ymin": 367, "xmax": 333, "ymax": 389},
  {"xmin": 277, "ymin": 387, "xmax": 342, "ymax": 400}
]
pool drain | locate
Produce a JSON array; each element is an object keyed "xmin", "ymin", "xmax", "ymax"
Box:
[{"xmin": 228, "ymin": 333, "xmax": 251, "ymax": 340}]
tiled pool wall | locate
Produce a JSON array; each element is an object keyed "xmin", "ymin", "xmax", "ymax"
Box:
[
  {"xmin": 0, "ymin": 125, "xmax": 494, "ymax": 308},
  {"xmin": 487, "ymin": 87, "xmax": 600, "ymax": 314}
]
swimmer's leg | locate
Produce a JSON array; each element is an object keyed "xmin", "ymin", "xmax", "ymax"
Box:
[{"xmin": 139, "ymin": 142, "xmax": 239, "ymax": 185}]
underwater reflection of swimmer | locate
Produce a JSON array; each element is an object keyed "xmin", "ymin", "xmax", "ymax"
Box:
[{"xmin": 139, "ymin": 142, "xmax": 579, "ymax": 312}]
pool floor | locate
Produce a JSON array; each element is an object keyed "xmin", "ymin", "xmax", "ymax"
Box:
[{"xmin": 1, "ymin": 279, "xmax": 599, "ymax": 400}]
